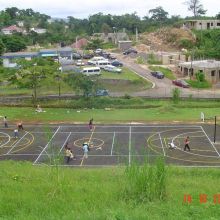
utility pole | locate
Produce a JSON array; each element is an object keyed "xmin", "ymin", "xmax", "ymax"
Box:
[
  {"xmin": 190, "ymin": 49, "xmax": 194, "ymax": 80},
  {"xmin": 214, "ymin": 116, "xmax": 217, "ymax": 143},
  {"xmin": 135, "ymin": 27, "xmax": 138, "ymax": 42}
]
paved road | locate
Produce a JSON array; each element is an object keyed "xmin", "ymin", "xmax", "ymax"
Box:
[{"xmin": 114, "ymin": 53, "xmax": 220, "ymax": 98}]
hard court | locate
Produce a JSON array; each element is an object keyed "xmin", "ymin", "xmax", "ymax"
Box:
[{"xmin": 0, "ymin": 124, "xmax": 220, "ymax": 167}]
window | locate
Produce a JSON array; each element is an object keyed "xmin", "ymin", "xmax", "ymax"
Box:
[
  {"xmin": 217, "ymin": 23, "xmax": 220, "ymax": 26},
  {"xmin": 211, "ymin": 70, "xmax": 215, "ymax": 77},
  {"xmin": 211, "ymin": 22, "xmax": 213, "ymax": 26},
  {"xmin": 199, "ymin": 70, "xmax": 203, "ymax": 73}
]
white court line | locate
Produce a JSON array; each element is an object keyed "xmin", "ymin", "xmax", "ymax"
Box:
[
  {"xmin": 59, "ymin": 132, "xmax": 71, "ymax": 154},
  {"xmin": 6, "ymin": 132, "xmax": 28, "ymax": 155},
  {"xmin": 171, "ymin": 130, "xmax": 220, "ymax": 158},
  {"xmin": 110, "ymin": 132, "xmax": 116, "ymax": 156},
  {"xmin": 58, "ymin": 125, "xmax": 201, "ymax": 128},
  {"xmin": 0, "ymin": 132, "xmax": 11, "ymax": 148},
  {"xmin": 34, "ymin": 163, "xmax": 220, "ymax": 168},
  {"xmin": 33, "ymin": 126, "xmax": 60, "ymax": 164},
  {"xmin": 6, "ymin": 153, "xmax": 158, "ymax": 157},
  {"xmin": 129, "ymin": 126, "xmax": 131, "ymax": 166},
  {"xmin": 159, "ymin": 133, "xmax": 166, "ymax": 156},
  {"xmin": 29, "ymin": 131, "xmax": 159, "ymax": 134},
  {"xmin": 200, "ymin": 126, "xmax": 220, "ymax": 157}
]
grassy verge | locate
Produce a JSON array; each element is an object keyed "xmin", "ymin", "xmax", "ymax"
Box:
[
  {"xmin": 100, "ymin": 67, "xmax": 152, "ymax": 92},
  {"xmin": 101, "ymin": 67, "xmax": 144, "ymax": 80},
  {"xmin": 0, "ymin": 67, "xmax": 152, "ymax": 96},
  {"xmin": 148, "ymin": 66, "xmax": 176, "ymax": 80},
  {"xmin": 186, "ymin": 80, "xmax": 212, "ymax": 89},
  {"xmin": 1, "ymin": 101, "xmax": 220, "ymax": 123},
  {"xmin": 0, "ymin": 161, "xmax": 220, "ymax": 219}
]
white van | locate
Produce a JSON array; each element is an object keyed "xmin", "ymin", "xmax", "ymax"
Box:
[
  {"xmin": 95, "ymin": 60, "xmax": 111, "ymax": 69},
  {"xmin": 82, "ymin": 67, "xmax": 101, "ymax": 76},
  {"xmin": 87, "ymin": 56, "xmax": 108, "ymax": 65},
  {"xmin": 104, "ymin": 65, "xmax": 122, "ymax": 73}
]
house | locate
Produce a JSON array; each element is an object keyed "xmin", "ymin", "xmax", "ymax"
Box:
[
  {"xmin": 178, "ymin": 60, "xmax": 220, "ymax": 83},
  {"xmin": 1, "ymin": 52, "xmax": 38, "ymax": 68},
  {"xmin": 184, "ymin": 20, "xmax": 220, "ymax": 30},
  {"xmin": 118, "ymin": 41, "xmax": 132, "ymax": 51},
  {"xmin": 71, "ymin": 38, "xmax": 88, "ymax": 49},
  {"xmin": 0, "ymin": 47, "xmax": 73, "ymax": 68},
  {"xmin": 17, "ymin": 21, "xmax": 24, "ymax": 27},
  {"xmin": 1, "ymin": 25, "xmax": 23, "ymax": 35},
  {"xmin": 93, "ymin": 32, "xmax": 129, "ymax": 43},
  {"xmin": 30, "ymin": 28, "xmax": 47, "ymax": 34},
  {"xmin": 155, "ymin": 52, "xmax": 190, "ymax": 65}
]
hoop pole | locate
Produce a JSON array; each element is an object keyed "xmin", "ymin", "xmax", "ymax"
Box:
[{"xmin": 214, "ymin": 116, "xmax": 217, "ymax": 143}]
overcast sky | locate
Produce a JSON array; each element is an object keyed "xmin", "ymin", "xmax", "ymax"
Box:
[{"xmin": 0, "ymin": 0, "xmax": 219, "ymax": 19}]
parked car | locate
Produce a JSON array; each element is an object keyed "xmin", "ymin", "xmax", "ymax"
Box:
[
  {"xmin": 123, "ymin": 48, "xmax": 138, "ymax": 55},
  {"xmin": 95, "ymin": 48, "xmax": 103, "ymax": 54},
  {"xmin": 82, "ymin": 53, "xmax": 94, "ymax": 59},
  {"xmin": 87, "ymin": 89, "xmax": 109, "ymax": 97},
  {"xmin": 104, "ymin": 65, "xmax": 122, "ymax": 73},
  {"xmin": 111, "ymin": 60, "xmax": 123, "ymax": 67},
  {"xmin": 108, "ymin": 54, "xmax": 116, "ymax": 60},
  {"xmin": 96, "ymin": 89, "xmax": 109, "ymax": 96},
  {"xmin": 172, "ymin": 79, "xmax": 190, "ymax": 88},
  {"xmin": 72, "ymin": 52, "xmax": 81, "ymax": 59},
  {"xmin": 151, "ymin": 71, "xmax": 164, "ymax": 79},
  {"xmin": 76, "ymin": 59, "xmax": 85, "ymax": 66}
]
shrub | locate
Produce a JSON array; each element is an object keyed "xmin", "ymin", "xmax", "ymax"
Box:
[
  {"xmin": 147, "ymin": 53, "xmax": 162, "ymax": 65},
  {"xmin": 172, "ymin": 88, "xmax": 180, "ymax": 104},
  {"xmin": 178, "ymin": 38, "xmax": 194, "ymax": 49},
  {"xmin": 195, "ymin": 72, "xmax": 205, "ymax": 82},
  {"xmin": 123, "ymin": 157, "xmax": 166, "ymax": 203}
]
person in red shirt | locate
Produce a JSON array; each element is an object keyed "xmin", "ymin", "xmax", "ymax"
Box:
[{"xmin": 184, "ymin": 136, "xmax": 190, "ymax": 151}]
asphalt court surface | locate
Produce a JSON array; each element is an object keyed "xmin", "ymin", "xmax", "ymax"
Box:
[{"xmin": 0, "ymin": 124, "xmax": 220, "ymax": 167}]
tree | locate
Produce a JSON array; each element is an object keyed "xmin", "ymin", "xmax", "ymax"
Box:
[
  {"xmin": 65, "ymin": 73, "xmax": 99, "ymax": 97},
  {"xmin": 2, "ymin": 35, "xmax": 26, "ymax": 52},
  {"xmin": 101, "ymin": 23, "xmax": 112, "ymax": 35},
  {"xmin": 149, "ymin": 7, "xmax": 169, "ymax": 23},
  {"xmin": 5, "ymin": 7, "xmax": 19, "ymax": 19},
  {"xmin": 216, "ymin": 12, "xmax": 220, "ymax": 19},
  {"xmin": 184, "ymin": 0, "xmax": 207, "ymax": 17},
  {"xmin": 85, "ymin": 39, "xmax": 103, "ymax": 50},
  {"xmin": 11, "ymin": 58, "xmax": 58, "ymax": 103},
  {"xmin": 0, "ymin": 39, "xmax": 5, "ymax": 55}
]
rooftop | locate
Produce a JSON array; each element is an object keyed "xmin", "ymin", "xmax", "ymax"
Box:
[{"xmin": 180, "ymin": 60, "xmax": 220, "ymax": 68}]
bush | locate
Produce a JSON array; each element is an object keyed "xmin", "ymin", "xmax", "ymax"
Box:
[
  {"xmin": 178, "ymin": 38, "xmax": 194, "ymax": 49},
  {"xmin": 123, "ymin": 157, "xmax": 166, "ymax": 203},
  {"xmin": 147, "ymin": 53, "xmax": 162, "ymax": 65},
  {"xmin": 186, "ymin": 80, "xmax": 211, "ymax": 89},
  {"xmin": 172, "ymin": 88, "xmax": 180, "ymax": 104},
  {"xmin": 195, "ymin": 72, "xmax": 205, "ymax": 82}
]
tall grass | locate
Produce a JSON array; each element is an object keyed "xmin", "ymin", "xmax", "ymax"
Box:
[{"xmin": 123, "ymin": 157, "xmax": 166, "ymax": 203}]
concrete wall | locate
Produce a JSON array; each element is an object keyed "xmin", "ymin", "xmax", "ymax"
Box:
[{"xmin": 118, "ymin": 41, "xmax": 132, "ymax": 51}]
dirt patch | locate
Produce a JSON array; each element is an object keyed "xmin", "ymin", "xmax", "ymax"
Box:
[{"xmin": 139, "ymin": 27, "xmax": 196, "ymax": 52}]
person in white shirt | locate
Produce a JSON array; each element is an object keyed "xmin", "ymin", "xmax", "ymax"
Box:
[{"xmin": 82, "ymin": 142, "xmax": 89, "ymax": 159}]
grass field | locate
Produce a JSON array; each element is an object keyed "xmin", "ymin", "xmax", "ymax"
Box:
[{"xmin": 0, "ymin": 161, "xmax": 220, "ymax": 219}]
